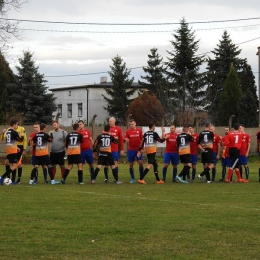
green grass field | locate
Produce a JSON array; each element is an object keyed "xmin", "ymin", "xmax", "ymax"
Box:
[{"xmin": 0, "ymin": 161, "xmax": 260, "ymax": 260}]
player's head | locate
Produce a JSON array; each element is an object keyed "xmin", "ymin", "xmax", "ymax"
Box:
[
  {"xmin": 210, "ymin": 125, "xmax": 215, "ymax": 133},
  {"xmin": 52, "ymin": 120, "xmax": 60, "ymax": 131},
  {"xmin": 182, "ymin": 125, "xmax": 188, "ymax": 133},
  {"xmin": 188, "ymin": 125, "xmax": 194, "ymax": 134},
  {"xmin": 239, "ymin": 124, "xmax": 245, "ymax": 133},
  {"xmin": 170, "ymin": 124, "xmax": 176, "ymax": 133},
  {"xmin": 234, "ymin": 123, "xmax": 240, "ymax": 130},
  {"xmin": 33, "ymin": 122, "xmax": 41, "ymax": 132},
  {"xmin": 224, "ymin": 127, "xmax": 230, "ymax": 135},
  {"xmin": 148, "ymin": 122, "xmax": 155, "ymax": 130},
  {"xmin": 109, "ymin": 117, "xmax": 116, "ymax": 127},
  {"xmin": 73, "ymin": 123, "xmax": 79, "ymax": 131},
  {"xmin": 129, "ymin": 119, "xmax": 136, "ymax": 129},
  {"xmin": 10, "ymin": 118, "xmax": 19, "ymax": 128},
  {"xmin": 78, "ymin": 120, "xmax": 85, "ymax": 130},
  {"xmin": 40, "ymin": 123, "xmax": 47, "ymax": 132},
  {"xmin": 104, "ymin": 125, "xmax": 110, "ymax": 132},
  {"xmin": 205, "ymin": 122, "xmax": 211, "ymax": 129}
]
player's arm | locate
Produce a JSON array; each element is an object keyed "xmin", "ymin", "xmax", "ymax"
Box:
[
  {"xmin": 155, "ymin": 132, "xmax": 165, "ymax": 143},
  {"xmin": 246, "ymin": 137, "xmax": 251, "ymax": 157},
  {"xmin": 118, "ymin": 128, "xmax": 124, "ymax": 155},
  {"xmin": 92, "ymin": 136, "xmax": 99, "ymax": 152}
]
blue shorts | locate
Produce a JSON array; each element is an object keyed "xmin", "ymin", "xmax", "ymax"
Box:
[
  {"xmin": 127, "ymin": 150, "xmax": 143, "ymax": 163},
  {"xmin": 112, "ymin": 151, "xmax": 119, "ymax": 162},
  {"xmin": 213, "ymin": 152, "xmax": 218, "ymax": 165},
  {"xmin": 81, "ymin": 149, "xmax": 94, "ymax": 164},
  {"xmin": 191, "ymin": 154, "xmax": 198, "ymax": 165},
  {"xmin": 239, "ymin": 155, "xmax": 248, "ymax": 165},
  {"xmin": 163, "ymin": 152, "xmax": 179, "ymax": 165},
  {"xmin": 222, "ymin": 157, "xmax": 231, "ymax": 167}
]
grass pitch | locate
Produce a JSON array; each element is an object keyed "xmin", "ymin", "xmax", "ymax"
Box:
[{"xmin": 0, "ymin": 161, "xmax": 260, "ymax": 260}]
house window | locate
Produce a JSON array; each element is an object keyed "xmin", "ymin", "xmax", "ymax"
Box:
[
  {"xmin": 69, "ymin": 91, "xmax": 71, "ymax": 96},
  {"xmin": 67, "ymin": 104, "xmax": 72, "ymax": 118},
  {"xmin": 57, "ymin": 104, "xmax": 62, "ymax": 117},
  {"xmin": 78, "ymin": 103, "xmax": 82, "ymax": 117}
]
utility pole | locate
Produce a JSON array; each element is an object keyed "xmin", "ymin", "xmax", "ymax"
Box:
[{"xmin": 257, "ymin": 46, "xmax": 260, "ymax": 124}]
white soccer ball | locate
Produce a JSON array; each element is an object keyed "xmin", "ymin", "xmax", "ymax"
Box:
[{"xmin": 3, "ymin": 178, "xmax": 12, "ymax": 185}]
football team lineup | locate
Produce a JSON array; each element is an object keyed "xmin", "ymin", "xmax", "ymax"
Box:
[{"xmin": 0, "ymin": 117, "xmax": 258, "ymax": 186}]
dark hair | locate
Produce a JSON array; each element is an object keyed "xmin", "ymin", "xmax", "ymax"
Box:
[
  {"xmin": 33, "ymin": 122, "xmax": 41, "ymax": 126},
  {"xmin": 73, "ymin": 123, "xmax": 79, "ymax": 131},
  {"xmin": 40, "ymin": 123, "xmax": 46, "ymax": 130},
  {"xmin": 234, "ymin": 123, "xmax": 240, "ymax": 130},
  {"xmin": 78, "ymin": 120, "xmax": 84, "ymax": 124},
  {"xmin": 52, "ymin": 120, "xmax": 59, "ymax": 124},
  {"xmin": 148, "ymin": 122, "xmax": 155, "ymax": 129},
  {"xmin": 129, "ymin": 119, "xmax": 136, "ymax": 123},
  {"xmin": 10, "ymin": 118, "xmax": 18, "ymax": 126},
  {"xmin": 188, "ymin": 124, "xmax": 194, "ymax": 128},
  {"xmin": 104, "ymin": 125, "xmax": 110, "ymax": 132},
  {"xmin": 205, "ymin": 122, "xmax": 211, "ymax": 128}
]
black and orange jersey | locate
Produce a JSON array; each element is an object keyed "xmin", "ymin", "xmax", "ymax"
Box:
[
  {"xmin": 33, "ymin": 132, "xmax": 52, "ymax": 156},
  {"xmin": 93, "ymin": 133, "xmax": 118, "ymax": 154},
  {"xmin": 66, "ymin": 132, "xmax": 83, "ymax": 155},
  {"xmin": 139, "ymin": 131, "xmax": 165, "ymax": 154},
  {"xmin": 177, "ymin": 133, "xmax": 193, "ymax": 155},
  {"xmin": 198, "ymin": 130, "xmax": 214, "ymax": 149},
  {"xmin": 5, "ymin": 129, "xmax": 24, "ymax": 155}
]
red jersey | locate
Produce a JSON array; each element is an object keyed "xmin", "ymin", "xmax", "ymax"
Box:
[
  {"xmin": 190, "ymin": 133, "xmax": 199, "ymax": 155},
  {"xmin": 164, "ymin": 132, "xmax": 178, "ymax": 153},
  {"xmin": 124, "ymin": 128, "xmax": 142, "ymax": 150},
  {"xmin": 227, "ymin": 131, "xmax": 243, "ymax": 149},
  {"xmin": 222, "ymin": 135, "xmax": 229, "ymax": 158},
  {"xmin": 78, "ymin": 129, "xmax": 92, "ymax": 150},
  {"xmin": 212, "ymin": 133, "xmax": 221, "ymax": 153},
  {"xmin": 109, "ymin": 126, "xmax": 124, "ymax": 152},
  {"xmin": 30, "ymin": 132, "xmax": 37, "ymax": 156},
  {"xmin": 240, "ymin": 133, "xmax": 250, "ymax": 156}
]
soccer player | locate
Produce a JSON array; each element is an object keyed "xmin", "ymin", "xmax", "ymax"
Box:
[
  {"xmin": 91, "ymin": 125, "xmax": 122, "ymax": 184},
  {"xmin": 61, "ymin": 123, "xmax": 84, "ymax": 184},
  {"xmin": 137, "ymin": 122, "xmax": 165, "ymax": 184},
  {"xmin": 1, "ymin": 121, "xmax": 27, "ymax": 184},
  {"xmin": 104, "ymin": 117, "xmax": 124, "ymax": 183},
  {"xmin": 188, "ymin": 125, "xmax": 199, "ymax": 182},
  {"xmin": 210, "ymin": 125, "xmax": 221, "ymax": 182},
  {"xmin": 224, "ymin": 123, "xmax": 245, "ymax": 183},
  {"xmin": 175, "ymin": 126, "xmax": 193, "ymax": 184},
  {"xmin": 256, "ymin": 125, "xmax": 260, "ymax": 181},
  {"xmin": 162, "ymin": 124, "xmax": 179, "ymax": 182},
  {"xmin": 29, "ymin": 123, "xmax": 59, "ymax": 185},
  {"xmin": 219, "ymin": 127, "xmax": 231, "ymax": 182},
  {"xmin": 124, "ymin": 119, "xmax": 143, "ymax": 183},
  {"xmin": 50, "ymin": 120, "xmax": 67, "ymax": 179},
  {"xmin": 0, "ymin": 118, "xmax": 24, "ymax": 185},
  {"xmin": 78, "ymin": 120, "xmax": 94, "ymax": 181},
  {"xmin": 197, "ymin": 122, "xmax": 214, "ymax": 183},
  {"xmin": 239, "ymin": 124, "xmax": 250, "ymax": 181},
  {"xmin": 29, "ymin": 122, "xmax": 48, "ymax": 183}
]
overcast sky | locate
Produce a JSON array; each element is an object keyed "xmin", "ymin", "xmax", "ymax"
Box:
[{"xmin": 6, "ymin": 0, "xmax": 260, "ymax": 90}]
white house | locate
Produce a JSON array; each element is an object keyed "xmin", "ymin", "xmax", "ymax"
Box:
[{"xmin": 49, "ymin": 77, "xmax": 142, "ymax": 126}]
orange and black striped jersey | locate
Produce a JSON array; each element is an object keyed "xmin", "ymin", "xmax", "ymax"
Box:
[
  {"xmin": 198, "ymin": 130, "xmax": 214, "ymax": 149},
  {"xmin": 66, "ymin": 132, "xmax": 83, "ymax": 155},
  {"xmin": 93, "ymin": 133, "xmax": 118, "ymax": 154},
  {"xmin": 139, "ymin": 131, "xmax": 165, "ymax": 154},
  {"xmin": 177, "ymin": 133, "xmax": 193, "ymax": 155},
  {"xmin": 33, "ymin": 132, "xmax": 52, "ymax": 156},
  {"xmin": 5, "ymin": 129, "xmax": 24, "ymax": 155}
]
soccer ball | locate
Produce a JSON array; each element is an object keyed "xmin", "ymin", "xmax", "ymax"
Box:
[{"xmin": 3, "ymin": 178, "xmax": 12, "ymax": 185}]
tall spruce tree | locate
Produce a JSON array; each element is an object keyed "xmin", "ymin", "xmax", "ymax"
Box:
[
  {"xmin": 206, "ymin": 30, "xmax": 250, "ymax": 124},
  {"xmin": 103, "ymin": 55, "xmax": 136, "ymax": 125},
  {"xmin": 165, "ymin": 18, "xmax": 206, "ymax": 119},
  {"xmin": 217, "ymin": 65, "xmax": 242, "ymax": 125},
  {"xmin": 139, "ymin": 48, "xmax": 166, "ymax": 98},
  {"xmin": 9, "ymin": 51, "xmax": 56, "ymax": 124}
]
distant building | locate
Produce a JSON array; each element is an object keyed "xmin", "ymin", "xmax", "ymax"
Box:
[{"xmin": 49, "ymin": 77, "xmax": 142, "ymax": 126}]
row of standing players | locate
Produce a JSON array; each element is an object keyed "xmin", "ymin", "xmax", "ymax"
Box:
[{"xmin": 0, "ymin": 117, "xmax": 257, "ymax": 185}]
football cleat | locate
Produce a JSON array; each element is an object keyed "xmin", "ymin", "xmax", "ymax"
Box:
[
  {"xmin": 138, "ymin": 179, "xmax": 146, "ymax": 184},
  {"xmin": 156, "ymin": 180, "xmax": 164, "ymax": 184}
]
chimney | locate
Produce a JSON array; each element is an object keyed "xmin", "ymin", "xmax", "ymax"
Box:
[{"xmin": 100, "ymin": 76, "xmax": 107, "ymax": 84}]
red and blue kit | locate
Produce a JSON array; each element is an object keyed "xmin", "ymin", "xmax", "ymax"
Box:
[
  {"xmin": 227, "ymin": 131, "xmax": 243, "ymax": 149},
  {"xmin": 212, "ymin": 133, "xmax": 221, "ymax": 153},
  {"xmin": 124, "ymin": 128, "xmax": 143, "ymax": 150},
  {"xmin": 78, "ymin": 129, "xmax": 92, "ymax": 151},
  {"xmin": 240, "ymin": 133, "xmax": 250, "ymax": 156},
  {"xmin": 190, "ymin": 133, "xmax": 199, "ymax": 155},
  {"xmin": 109, "ymin": 126, "xmax": 124, "ymax": 152},
  {"xmin": 164, "ymin": 132, "xmax": 178, "ymax": 153}
]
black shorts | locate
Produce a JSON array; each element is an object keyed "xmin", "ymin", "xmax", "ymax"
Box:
[
  {"xmin": 147, "ymin": 153, "xmax": 156, "ymax": 164},
  {"xmin": 201, "ymin": 148, "xmax": 214, "ymax": 164},
  {"xmin": 97, "ymin": 153, "xmax": 115, "ymax": 166},
  {"xmin": 229, "ymin": 147, "xmax": 240, "ymax": 169},
  {"xmin": 35, "ymin": 155, "xmax": 51, "ymax": 166},
  {"xmin": 180, "ymin": 154, "xmax": 191, "ymax": 164},
  {"xmin": 68, "ymin": 154, "xmax": 82, "ymax": 165},
  {"xmin": 7, "ymin": 153, "xmax": 18, "ymax": 164},
  {"xmin": 50, "ymin": 151, "xmax": 65, "ymax": 166},
  {"xmin": 17, "ymin": 145, "xmax": 24, "ymax": 161}
]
